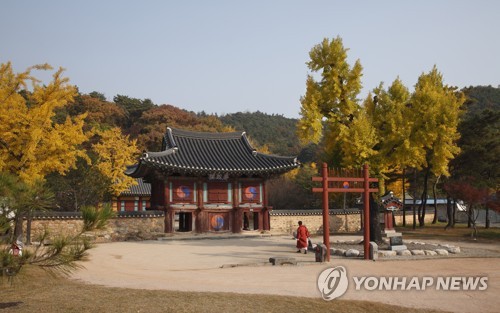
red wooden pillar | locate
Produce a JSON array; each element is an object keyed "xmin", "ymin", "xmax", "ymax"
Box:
[
  {"xmin": 197, "ymin": 180, "xmax": 204, "ymax": 233},
  {"xmin": 164, "ymin": 179, "xmax": 173, "ymax": 233},
  {"xmin": 262, "ymin": 208, "xmax": 270, "ymax": 231},
  {"xmin": 322, "ymin": 163, "xmax": 330, "ymax": 262},
  {"xmin": 258, "ymin": 210, "xmax": 264, "ymax": 231},
  {"xmin": 262, "ymin": 180, "xmax": 270, "ymax": 231},
  {"xmin": 232, "ymin": 208, "xmax": 241, "ymax": 233},
  {"xmin": 197, "ymin": 180, "xmax": 203, "ymax": 208},
  {"xmin": 165, "ymin": 209, "xmax": 174, "ymax": 233},
  {"xmin": 363, "ymin": 164, "xmax": 371, "ymax": 260},
  {"xmin": 232, "ymin": 179, "xmax": 241, "ymax": 233},
  {"xmin": 384, "ymin": 211, "xmax": 394, "ymax": 230}
]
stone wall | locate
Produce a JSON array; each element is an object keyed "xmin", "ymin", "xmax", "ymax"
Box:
[
  {"xmin": 270, "ymin": 210, "xmax": 362, "ymax": 235},
  {"xmin": 23, "ymin": 211, "xmax": 165, "ymax": 243},
  {"xmin": 269, "ymin": 209, "xmax": 444, "ymax": 235},
  {"xmin": 22, "ymin": 209, "xmax": 445, "ymax": 242}
]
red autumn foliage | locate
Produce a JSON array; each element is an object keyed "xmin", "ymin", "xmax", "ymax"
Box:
[{"xmin": 444, "ymin": 179, "xmax": 498, "ymax": 212}]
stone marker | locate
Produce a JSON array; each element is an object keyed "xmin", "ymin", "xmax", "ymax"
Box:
[
  {"xmin": 389, "ymin": 244, "xmax": 408, "ymax": 251},
  {"xmin": 390, "ymin": 236, "xmax": 403, "ymax": 246}
]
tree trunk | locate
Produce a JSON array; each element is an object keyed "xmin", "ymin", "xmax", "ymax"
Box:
[
  {"xmin": 467, "ymin": 206, "xmax": 472, "ymax": 228},
  {"xmin": 412, "ymin": 168, "xmax": 417, "ymax": 230},
  {"xmin": 445, "ymin": 195, "xmax": 454, "ymax": 230},
  {"xmin": 485, "ymin": 207, "xmax": 490, "ymax": 229},
  {"xmin": 26, "ymin": 210, "xmax": 32, "ymax": 245},
  {"xmin": 369, "ymin": 194, "xmax": 382, "ymax": 243},
  {"xmin": 432, "ymin": 175, "xmax": 441, "ymax": 224},
  {"xmin": 402, "ymin": 168, "xmax": 406, "ymax": 227},
  {"xmin": 418, "ymin": 167, "xmax": 430, "ymax": 227},
  {"xmin": 452, "ymin": 199, "xmax": 457, "ymax": 225},
  {"xmin": 14, "ymin": 213, "xmax": 24, "ymax": 240},
  {"xmin": 469, "ymin": 205, "xmax": 477, "ymax": 240}
]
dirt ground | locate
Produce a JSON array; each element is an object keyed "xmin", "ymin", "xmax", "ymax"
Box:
[{"xmin": 70, "ymin": 235, "xmax": 500, "ymax": 313}]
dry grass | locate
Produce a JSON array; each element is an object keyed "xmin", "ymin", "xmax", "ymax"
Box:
[
  {"xmin": 397, "ymin": 222, "xmax": 500, "ymax": 242},
  {"xmin": 0, "ymin": 266, "xmax": 447, "ymax": 313}
]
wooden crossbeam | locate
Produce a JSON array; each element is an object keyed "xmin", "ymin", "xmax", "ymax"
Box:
[
  {"xmin": 312, "ymin": 188, "xmax": 379, "ymax": 193},
  {"xmin": 312, "ymin": 177, "xmax": 378, "ymax": 182}
]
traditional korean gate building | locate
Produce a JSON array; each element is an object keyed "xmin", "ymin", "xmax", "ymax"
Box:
[{"xmin": 126, "ymin": 127, "xmax": 299, "ymax": 233}]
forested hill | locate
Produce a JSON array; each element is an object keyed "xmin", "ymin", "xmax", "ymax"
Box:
[
  {"xmin": 462, "ymin": 85, "xmax": 500, "ymax": 116},
  {"xmin": 219, "ymin": 111, "xmax": 302, "ymax": 156}
]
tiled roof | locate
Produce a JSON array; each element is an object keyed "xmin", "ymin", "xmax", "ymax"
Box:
[
  {"xmin": 126, "ymin": 127, "xmax": 300, "ymax": 178},
  {"xmin": 120, "ymin": 178, "xmax": 151, "ymax": 196}
]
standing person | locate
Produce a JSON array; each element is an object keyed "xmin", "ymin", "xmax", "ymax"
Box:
[{"xmin": 296, "ymin": 221, "xmax": 310, "ymax": 254}]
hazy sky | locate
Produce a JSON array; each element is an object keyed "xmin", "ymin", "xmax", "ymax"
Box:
[{"xmin": 2, "ymin": 0, "xmax": 499, "ymax": 118}]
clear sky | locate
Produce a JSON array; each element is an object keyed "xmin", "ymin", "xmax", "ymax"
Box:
[{"xmin": 1, "ymin": 0, "xmax": 499, "ymax": 118}]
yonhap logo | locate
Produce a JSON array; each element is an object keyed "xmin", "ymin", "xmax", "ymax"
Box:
[
  {"xmin": 317, "ymin": 266, "xmax": 349, "ymax": 300},
  {"xmin": 317, "ymin": 266, "xmax": 489, "ymax": 301}
]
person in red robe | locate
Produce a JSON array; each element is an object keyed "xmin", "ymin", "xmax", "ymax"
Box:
[{"xmin": 296, "ymin": 221, "xmax": 310, "ymax": 254}]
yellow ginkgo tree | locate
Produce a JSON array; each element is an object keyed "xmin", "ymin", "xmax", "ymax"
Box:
[
  {"xmin": 92, "ymin": 127, "xmax": 139, "ymax": 196},
  {"xmin": 0, "ymin": 62, "xmax": 88, "ymax": 185}
]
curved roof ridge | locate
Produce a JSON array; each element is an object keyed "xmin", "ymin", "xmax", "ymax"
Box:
[
  {"xmin": 144, "ymin": 148, "xmax": 177, "ymax": 158},
  {"xmin": 254, "ymin": 151, "xmax": 298, "ymax": 160},
  {"xmin": 170, "ymin": 127, "xmax": 243, "ymax": 140}
]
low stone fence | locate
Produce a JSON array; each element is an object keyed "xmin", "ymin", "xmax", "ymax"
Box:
[
  {"xmin": 270, "ymin": 209, "xmax": 362, "ymax": 235},
  {"xmin": 23, "ymin": 211, "xmax": 165, "ymax": 243}
]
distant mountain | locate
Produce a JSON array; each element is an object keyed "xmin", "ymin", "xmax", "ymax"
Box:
[
  {"xmin": 219, "ymin": 111, "xmax": 302, "ymax": 157},
  {"xmin": 462, "ymin": 85, "xmax": 500, "ymax": 116}
]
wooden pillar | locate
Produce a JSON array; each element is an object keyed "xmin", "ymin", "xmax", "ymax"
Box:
[
  {"xmin": 258, "ymin": 210, "xmax": 264, "ymax": 231},
  {"xmin": 196, "ymin": 210, "xmax": 208, "ymax": 233},
  {"xmin": 232, "ymin": 178, "xmax": 241, "ymax": 233},
  {"xmin": 197, "ymin": 180, "xmax": 203, "ymax": 209},
  {"xmin": 263, "ymin": 208, "xmax": 270, "ymax": 231},
  {"xmin": 233, "ymin": 208, "xmax": 242, "ymax": 233},
  {"xmin": 163, "ymin": 178, "xmax": 172, "ymax": 233},
  {"xmin": 114, "ymin": 197, "xmax": 120, "ymax": 212},
  {"xmin": 322, "ymin": 162, "xmax": 330, "ymax": 262},
  {"xmin": 232, "ymin": 178, "xmax": 240, "ymax": 207},
  {"xmin": 262, "ymin": 180, "xmax": 270, "ymax": 231},
  {"xmin": 363, "ymin": 164, "xmax": 371, "ymax": 260},
  {"xmin": 165, "ymin": 208, "xmax": 174, "ymax": 233}
]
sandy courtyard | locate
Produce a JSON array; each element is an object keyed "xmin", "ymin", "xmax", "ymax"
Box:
[{"xmin": 70, "ymin": 235, "xmax": 500, "ymax": 313}]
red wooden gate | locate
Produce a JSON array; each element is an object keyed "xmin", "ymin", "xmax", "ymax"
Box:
[{"xmin": 312, "ymin": 163, "xmax": 378, "ymax": 261}]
